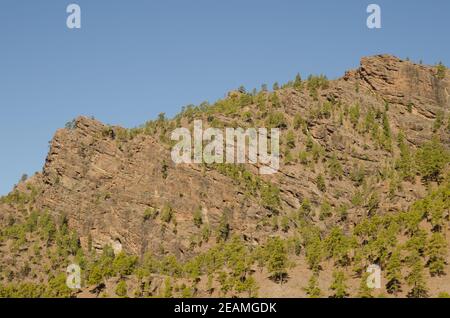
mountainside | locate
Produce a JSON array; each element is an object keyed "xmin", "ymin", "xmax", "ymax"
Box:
[{"xmin": 1, "ymin": 55, "xmax": 449, "ymax": 298}]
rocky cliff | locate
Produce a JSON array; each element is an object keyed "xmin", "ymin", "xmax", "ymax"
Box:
[{"xmin": 1, "ymin": 55, "xmax": 449, "ymax": 298}]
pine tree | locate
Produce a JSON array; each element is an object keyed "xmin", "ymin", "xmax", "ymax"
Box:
[
  {"xmin": 406, "ymin": 251, "xmax": 428, "ymax": 298},
  {"xmin": 396, "ymin": 132, "xmax": 415, "ymax": 181},
  {"xmin": 201, "ymin": 224, "xmax": 211, "ymax": 242},
  {"xmin": 218, "ymin": 271, "xmax": 233, "ymax": 296},
  {"xmin": 299, "ymin": 198, "xmax": 312, "ymax": 219},
  {"xmin": 349, "ymin": 103, "xmax": 360, "ymax": 128},
  {"xmin": 436, "ymin": 62, "xmax": 447, "ymax": 79},
  {"xmin": 161, "ymin": 204, "xmax": 173, "ymax": 223},
  {"xmin": 266, "ymin": 237, "xmax": 288, "ymax": 284},
  {"xmin": 381, "ymin": 112, "xmax": 392, "ymax": 151},
  {"xmin": 237, "ymin": 276, "xmax": 259, "ymax": 298},
  {"xmin": 428, "ymin": 188, "xmax": 446, "ymax": 231},
  {"xmin": 319, "ymin": 200, "xmax": 332, "ymax": 220},
  {"xmin": 363, "ymin": 108, "xmax": 376, "ymax": 133},
  {"xmin": 286, "ymin": 130, "xmax": 296, "ymax": 149},
  {"xmin": 217, "ymin": 213, "xmax": 230, "ymax": 242},
  {"xmin": 271, "ymin": 93, "xmax": 281, "ymax": 108},
  {"xmin": 293, "ymin": 114, "xmax": 305, "ymax": 131},
  {"xmin": 324, "ymin": 227, "xmax": 350, "ymax": 266},
  {"xmin": 238, "ymin": 85, "xmax": 246, "ymax": 94},
  {"xmin": 386, "ymin": 249, "xmax": 402, "ymax": 295},
  {"xmin": 163, "ymin": 277, "xmax": 173, "ymax": 298},
  {"xmin": 280, "ymin": 216, "xmax": 290, "ymax": 233},
  {"xmin": 426, "ymin": 232, "xmax": 447, "ymax": 277},
  {"xmin": 337, "ymin": 204, "xmax": 348, "ymax": 222},
  {"xmin": 330, "ymin": 270, "xmax": 348, "ymax": 298},
  {"xmin": 316, "ymin": 174, "xmax": 326, "ymax": 192},
  {"xmin": 306, "ymin": 240, "xmax": 323, "ymax": 273},
  {"xmin": 351, "ymin": 250, "xmax": 365, "ymax": 277},
  {"xmin": 433, "ymin": 110, "xmax": 444, "ymax": 132},
  {"xmin": 293, "ymin": 73, "xmax": 302, "ymax": 90},
  {"xmin": 357, "ymin": 272, "xmax": 373, "ymax": 298},
  {"xmin": 304, "ymin": 273, "xmax": 321, "ymax": 298},
  {"xmin": 193, "ymin": 207, "xmax": 203, "ymax": 228},
  {"xmin": 406, "ymin": 229, "xmax": 427, "ymax": 255},
  {"xmin": 261, "ymin": 183, "xmax": 281, "ymax": 212},
  {"xmin": 115, "ymin": 280, "xmax": 128, "ymax": 297},
  {"xmin": 328, "ymin": 154, "xmax": 343, "ymax": 180},
  {"xmin": 112, "ymin": 252, "xmax": 138, "ymax": 276},
  {"xmin": 415, "ymin": 138, "xmax": 450, "ymax": 182}
]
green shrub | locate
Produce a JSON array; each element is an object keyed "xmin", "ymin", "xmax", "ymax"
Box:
[
  {"xmin": 415, "ymin": 138, "xmax": 450, "ymax": 182},
  {"xmin": 270, "ymin": 92, "xmax": 281, "ymax": 107},
  {"xmin": 293, "ymin": 73, "xmax": 302, "ymax": 90},
  {"xmin": 350, "ymin": 165, "xmax": 365, "ymax": 187},
  {"xmin": 293, "ymin": 114, "xmax": 305, "ymax": 130},
  {"xmin": 217, "ymin": 213, "xmax": 230, "ymax": 242},
  {"xmin": 319, "ymin": 201, "xmax": 332, "ymax": 220},
  {"xmin": 299, "ymin": 198, "xmax": 312, "ymax": 218},
  {"xmin": 280, "ymin": 216, "xmax": 290, "ymax": 232},
  {"xmin": 161, "ymin": 204, "xmax": 174, "ymax": 223},
  {"xmin": 426, "ymin": 233, "xmax": 447, "ymax": 277},
  {"xmin": 316, "ymin": 174, "xmax": 326, "ymax": 192},
  {"xmin": 433, "ymin": 110, "xmax": 445, "ymax": 132},
  {"xmin": 143, "ymin": 207, "xmax": 157, "ymax": 221},
  {"xmin": 349, "ymin": 104, "xmax": 360, "ymax": 128},
  {"xmin": 386, "ymin": 249, "xmax": 402, "ymax": 295},
  {"xmin": 265, "ymin": 237, "xmax": 288, "ymax": 283},
  {"xmin": 193, "ymin": 207, "xmax": 203, "ymax": 228},
  {"xmin": 286, "ymin": 130, "xmax": 296, "ymax": 149},
  {"xmin": 261, "ymin": 183, "xmax": 281, "ymax": 212},
  {"xmin": 406, "ymin": 251, "xmax": 428, "ymax": 298},
  {"xmin": 298, "ymin": 151, "xmax": 309, "ymax": 165},
  {"xmin": 325, "ymin": 227, "xmax": 351, "ymax": 265},
  {"xmin": 113, "ymin": 252, "xmax": 138, "ymax": 276},
  {"xmin": 436, "ymin": 62, "xmax": 447, "ymax": 79},
  {"xmin": 328, "ymin": 154, "xmax": 343, "ymax": 180},
  {"xmin": 330, "ymin": 271, "xmax": 348, "ymax": 298},
  {"xmin": 304, "ymin": 274, "xmax": 321, "ymax": 298},
  {"xmin": 115, "ymin": 280, "xmax": 128, "ymax": 297},
  {"xmin": 307, "ymin": 75, "xmax": 329, "ymax": 100},
  {"xmin": 265, "ymin": 112, "xmax": 287, "ymax": 129}
]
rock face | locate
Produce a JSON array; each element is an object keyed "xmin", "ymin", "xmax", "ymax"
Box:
[
  {"xmin": 4, "ymin": 55, "xmax": 449, "ymax": 257},
  {"xmin": 343, "ymin": 55, "xmax": 449, "ymax": 146},
  {"xmin": 39, "ymin": 117, "xmax": 257, "ymax": 257},
  {"xmin": 358, "ymin": 55, "xmax": 449, "ymax": 113},
  {"xmin": 1, "ymin": 55, "xmax": 449, "ymax": 275}
]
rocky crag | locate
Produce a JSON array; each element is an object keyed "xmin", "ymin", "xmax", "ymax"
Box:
[{"xmin": 0, "ymin": 55, "xmax": 449, "ymax": 298}]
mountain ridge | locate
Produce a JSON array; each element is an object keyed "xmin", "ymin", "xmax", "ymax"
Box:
[{"xmin": 1, "ymin": 54, "xmax": 449, "ymax": 298}]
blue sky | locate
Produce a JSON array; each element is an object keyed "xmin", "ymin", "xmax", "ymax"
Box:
[{"xmin": 0, "ymin": 0, "xmax": 449, "ymax": 195}]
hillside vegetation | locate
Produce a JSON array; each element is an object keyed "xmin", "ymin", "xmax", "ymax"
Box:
[{"xmin": 0, "ymin": 55, "xmax": 449, "ymax": 298}]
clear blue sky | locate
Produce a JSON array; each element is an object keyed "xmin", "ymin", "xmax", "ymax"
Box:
[{"xmin": 0, "ymin": 0, "xmax": 449, "ymax": 195}]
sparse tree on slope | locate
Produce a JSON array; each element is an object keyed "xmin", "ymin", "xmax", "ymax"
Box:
[
  {"xmin": 426, "ymin": 232, "xmax": 447, "ymax": 277},
  {"xmin": 386, "ymin": 249, "xmax": 402, "ymax": 295},
  {"xmin": 304, "ymin": 273, "xmax": 321, "ymax": 298},
  {"xmin": 406, "ymin": 251, "xmax": 428, "ymax": 298},
  {"xmin": 330, "ymin": 270, "xmax": 348, "ymax": 298},
  {"xmin": 266, "ymin": 237, "xmax": 288, "ymax": 284}
]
